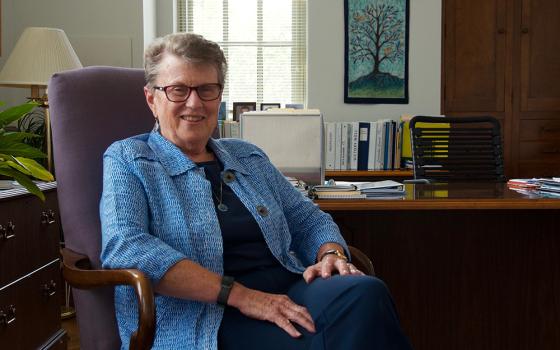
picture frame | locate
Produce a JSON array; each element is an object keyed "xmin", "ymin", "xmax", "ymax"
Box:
[
  {"xmin": 233, "ymin": 102, "xmax": 256, "ymax": 121},
  {"xmin": 260, "ymin": 103, "xmax": 281, "ymax": 111},
  {"xmin": 344, "ymin": 0, "xmax": 410, "ymax": 104},
  {"xmin": 285, "ymin": 103, "xmax": 304, "ymax": 109}
]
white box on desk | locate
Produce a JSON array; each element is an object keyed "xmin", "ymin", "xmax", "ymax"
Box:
[{"xmin": 240, "ymin": 109, "xmax": 324, "ymax": 186}]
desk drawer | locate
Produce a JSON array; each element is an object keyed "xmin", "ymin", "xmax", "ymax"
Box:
[
  {"xmin": 519, "ymin": 120, "xmax": 560, "ymax": 141},
  {"xmin": 0, "ymin": 192, "xmax": 60, "ymax": 286},
  {"xmin": 0, "ymin": 260, "xmax": 60, "ymax": 349}
]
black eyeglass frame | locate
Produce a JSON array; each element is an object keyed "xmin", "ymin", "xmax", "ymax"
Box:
[{"xmin": 153, "ymin": 83, "xmax": 223, "ymax": 102}]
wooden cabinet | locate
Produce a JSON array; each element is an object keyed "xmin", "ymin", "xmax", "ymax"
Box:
[
  {"xmin": 0, "ymin": 183, "xmax": 66, "ymax": 349},
  {"xmin": 443, "ymin": 0, "xmax": 560, "ymax": 177}
]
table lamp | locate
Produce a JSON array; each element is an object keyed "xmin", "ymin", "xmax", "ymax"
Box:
[{"xmin": 0, "ymin": 27, "xmax": 83, "ymax": 172}]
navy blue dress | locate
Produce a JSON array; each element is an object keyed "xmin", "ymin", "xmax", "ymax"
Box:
[{"xmin": 198, "ymin": 160, "xmax": 413, "ymax": 350}]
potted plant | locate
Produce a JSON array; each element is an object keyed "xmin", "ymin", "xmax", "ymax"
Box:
[{"xmin": 0, "ymin": 101, "xmax": 54, "ymax": 200}]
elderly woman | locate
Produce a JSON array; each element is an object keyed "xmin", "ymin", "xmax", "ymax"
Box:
[{"xmin": 100, "ymin": 33, "xmax": 412, "ymax": 350}]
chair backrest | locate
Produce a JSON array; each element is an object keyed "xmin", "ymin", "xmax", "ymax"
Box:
[
  {"xmin": 49, "ymin": 66, "xmax": 155, "ymax": 349},
  {"xmin": 409, "ymin": 115, "xmax": 505, "ymax": 182}
]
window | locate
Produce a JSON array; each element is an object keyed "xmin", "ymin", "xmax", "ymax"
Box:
[{"xmin": 176, "ymin": 0, "xmax": 307, "ymax": 115}]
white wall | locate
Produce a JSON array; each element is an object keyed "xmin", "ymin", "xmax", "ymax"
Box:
[
  {"xmin": 0, "ymin": 0, "xmax": 442, "ymax": 119},
  {"xmin": 308, "ymin": 0, "xmax": 442, "ymax": 122},
  {"xmin": 0, "ymin": 0, "xmax": 144, "ymax": 105}
]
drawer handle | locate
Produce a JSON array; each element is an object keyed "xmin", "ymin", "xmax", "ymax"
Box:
[
  {"xmin": 0, "ymin": 222, "xmax": 16, "ymax": 241},
  {"xmin": 41, "ymin": 280, "xmax": 57, "ymax": 297},
  {"xmin": 541, "ymin": 149, "xmax": 560, "ymax": 154},
  {"xmin": 0, "ymin": 305, "xmax": 16, "ymax": 326},
  {"xmin": 40, "ymin": 210, "xmax": 56, "ymax": 225}
]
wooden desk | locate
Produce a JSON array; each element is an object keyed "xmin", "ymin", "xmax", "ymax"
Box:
[{"xmin": 318, "ymin": 183, "xmax": 560, "ymax": 350}]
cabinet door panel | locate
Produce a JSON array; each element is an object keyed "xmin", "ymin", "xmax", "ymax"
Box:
[
  {"xmin": 519, "ymin": 141, "xmax": 560, "ymax": 162},
  {"xmin": 520, "ymin": 0, "xmax": 560, "ymax": 111},
  {"xmin": 519, "ymin": 119, "xmax": 560, "ymax": 141},
  {"xmin": 517, "ymin": 161, "xmax": 560, "ymax": 178},
  {"xmin": 444, "ymin": 0, "xmax": 507, "ymax": 112}
]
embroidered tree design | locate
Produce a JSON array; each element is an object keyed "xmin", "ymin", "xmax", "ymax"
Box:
[{"xmin": 349, "ymin": 3, "xmax": 405, "ymax": 78}]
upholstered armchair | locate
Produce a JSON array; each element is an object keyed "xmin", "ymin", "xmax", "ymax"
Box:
[{"xmin": 49, "ymin": 66, "xmax": 373, "ymax": 350}]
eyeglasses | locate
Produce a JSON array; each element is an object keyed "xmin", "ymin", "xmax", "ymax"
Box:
[{"xmin": 153, "ymin": 83, "xmax": 223, "ymax": 102}]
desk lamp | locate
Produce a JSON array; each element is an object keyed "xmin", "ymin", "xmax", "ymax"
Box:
[{"xmin": 0, "ymin": 27, "xmax": 83, "ymax": 172}]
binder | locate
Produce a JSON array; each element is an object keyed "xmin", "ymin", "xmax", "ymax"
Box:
[
  {"xmin": 340, "ymin": 123, "xmax": 348, "ymax": 170},
  {"xmin": 357, "ymin": 122, "xmax": 370, "ymax": 170},
  {"xmin": 324, "ymin": 122, "xmax": 335, "ymax": 170},
  {"xmin": 350, "ymin": 121, "xmax": 359, "ymax": 170},
  {"xmin": 367, "ymin": 121, "xmax": 377, "ymax": 170},
  {"xmin": 334, "ymin": 123, "xmax": 342, "ymax": 170}
]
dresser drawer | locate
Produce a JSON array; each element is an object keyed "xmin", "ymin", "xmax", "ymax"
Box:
[
  {"xmin": 0, "ymin": 260, "xmax": 61, "ymax": 349},
  {"xmin": 0, "ymin": 191, "xmax": 60, "ymax": 286},
  {"xmin": 519, "ymin": 119, "xmax": 560, "ymax": 141}
]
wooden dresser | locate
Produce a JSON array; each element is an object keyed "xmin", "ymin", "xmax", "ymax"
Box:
[{"xmin": 0, "ymin": 182, "xmax": 66, "ymax": 349}]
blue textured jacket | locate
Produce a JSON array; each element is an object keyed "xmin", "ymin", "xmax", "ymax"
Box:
[{"xmin": 100, "ymin": 131, "xmax": 347, "ymax": 349}]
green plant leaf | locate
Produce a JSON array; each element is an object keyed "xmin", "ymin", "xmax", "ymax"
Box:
[
  {"xmin": 4, "ymin": 159, "xmax": 32, "ymax": 175},
  {"xmin": 0, "ymin": 140, "xmax": 46, "ymax": 158},
  {"xmin": 0, "ymin": 167, "xmax": 45, "ymax": 201},
  {"xmin": 14, "ymin": 157, "xmax": 53, "ymax": 181},
  {"xmin": 0, "ymin": 102, "xmax": 40, "ymax": 129},
  {"xmin": 1, "ymin": 131, "xmax": 41, "ymax": 143}
]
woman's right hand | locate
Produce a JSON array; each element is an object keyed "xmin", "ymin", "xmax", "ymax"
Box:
[{"xmin": 227, "ymin": 283, "xmax": 316, "ymax": 338}]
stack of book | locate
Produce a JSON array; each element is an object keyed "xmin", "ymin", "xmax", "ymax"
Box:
[
  {"xmin": 311, "ymin": 183, "xmax": 366, "ymax": 199},
  {"xmin": 538, "ymin": 178, "xmax": 560, "ymax": 197},
  {"xmin": 311, "ymin": 180, "xmax": 406, "ymax": 200},
  {"xmin": 337, "ymin": 180, "xmax": 405, "ymax": 199},
  {"xmin": 507, "ymin": 178, "xmax": 560, "ymax": 197},
  {"xmin": 286, "ymin": 176, "xmax": 310, "ymax": 198}
]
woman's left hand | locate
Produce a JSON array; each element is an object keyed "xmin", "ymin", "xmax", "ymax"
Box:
[{"xmin": 303, "ymin": 255, "xmax": 365, "ymax": 283}]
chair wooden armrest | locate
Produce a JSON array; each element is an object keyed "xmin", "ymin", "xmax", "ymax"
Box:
[
  {"xmin": 61, "ymin": 248, "xmax": 155, "ymax": 350},
  {"xmin": 348, "ymin": 245, "xmax": 375, "ymax": 276}
]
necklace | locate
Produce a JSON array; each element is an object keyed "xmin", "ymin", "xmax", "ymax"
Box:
[{"xmin": 211, "ymin": 180, "xmax": 228, "ymax": 212}]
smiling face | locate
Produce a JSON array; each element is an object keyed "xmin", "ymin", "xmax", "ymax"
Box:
[{"xmin": 144, "ymin": 53, "xmax": 221, "ymax": 160}]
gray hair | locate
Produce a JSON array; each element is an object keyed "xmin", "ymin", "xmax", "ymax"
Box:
[{"xmin": 144, "ymin": 33, "xmax": 227, "ymax": 88}]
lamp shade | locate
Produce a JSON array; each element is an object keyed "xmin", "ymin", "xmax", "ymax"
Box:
[{"xmin": 0, "ymin": 27, "xmax": 83, "ymax": 87}]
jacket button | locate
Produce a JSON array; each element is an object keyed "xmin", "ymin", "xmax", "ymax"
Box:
[
  {"xmin": 222, "ymin": 170, "xmax": 235, "ymax": 184},
  {"xmin": 256, "ymin": 205, "xmax": 269, "ymax": 217}
]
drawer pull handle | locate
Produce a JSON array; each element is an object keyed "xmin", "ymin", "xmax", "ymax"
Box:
[
  {"xmin": 0, "ymin": 222, "xmax": 16, "ymax": 241},
  {"xmin": 541, "ymin": 149, "xmax": 560, "ymax": 154},
  {"xmin": 41, "ymin": 280, "xmax": 57, "ymax": 297},
  {"xmin": 41, "ymin": 210, "xmax": 56, "ymax": 225},
  {"xmin": 0, "ymin": 305, "xmax": 16, "ymax": 326}
]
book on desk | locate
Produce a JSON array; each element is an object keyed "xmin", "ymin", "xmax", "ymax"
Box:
[{"xmin": 311, "ymin": 180, "xmax": 405, "ymax": 200}]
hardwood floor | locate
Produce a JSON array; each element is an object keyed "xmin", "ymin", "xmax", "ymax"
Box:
[{"xmin": 62, "ymin": 316, "xmax": 80, "ymax": 350}]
